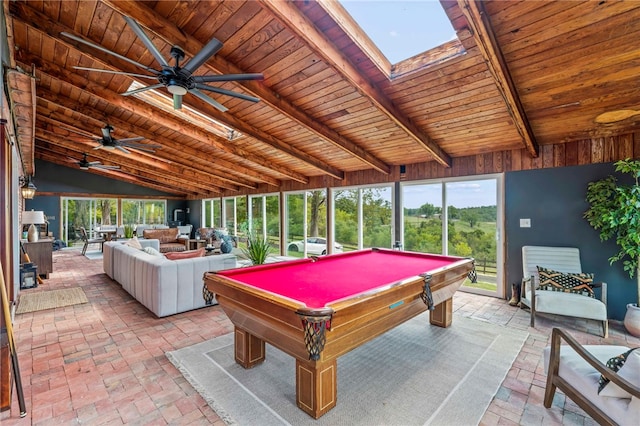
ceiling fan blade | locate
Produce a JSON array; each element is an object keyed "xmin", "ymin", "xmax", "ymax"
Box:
[
  {"xmin": 93, "ymin": 144, "xmax": 103, "ymax": 150},
  {"xmin": 195, "ymin": 83, "xmax": 260, "ymax": 103},
  {"xmin": 190, "ymin": 88, "xmax": 228, "ymax": 112},
  {"xmin": 173, "ymin": 94, "xmax": 182, "ymax": 110},
  {"xmin": 101, "ymin": 125, "xmax": 113, "ymax": 139},
  {"xmin": 88, "ymin": 161, "xmax": 102, "ymax": 166},
  {"xmin": 123, "ymin": 16, "xmax": 170, "ymax": 68},
  {"xmin": 121, "ymin": 83, "xmax": 165, "ymax": 96},
  {"xmin": 116, "ymin": 146, "xmax": 131, "ymax": 154},
  {"xmin": 94, "ymin": 164, "xmax": 120, "ymax": 170},
  {"xmin": 118, "ymin": 137, "xmax": 145, "ymax": 143},
  {"xmin": 595, "ymin": 109, "xmax": 640, "ymax": 123},
  {"xmin": 60, "ymin": 31, "xmax": 158, "ymax": 74},
  {"xmin": 121, "ymin": 141, "xmax": 161, "ymax": 150},
  {"xmin": 73, "ymin": 66, "xmax": 158, "ymax": 79},
  {"xmin": 183, "ymin": 37, "xmax": 224, "ymax": 74},
  {"xmin": 194, "ymin": 73, "xmax": 264, "ymax": 83}
]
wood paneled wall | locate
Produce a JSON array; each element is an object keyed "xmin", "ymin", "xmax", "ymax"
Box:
[{"xmin": 226, "ymin": 132, "xmax": 639, "ymax": 196}]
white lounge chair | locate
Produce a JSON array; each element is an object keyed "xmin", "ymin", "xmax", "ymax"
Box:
[{"xmin": 521, "ymin": 246, "xmax": 608, "ymax": 337}]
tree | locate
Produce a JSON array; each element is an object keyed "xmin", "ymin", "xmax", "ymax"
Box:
[
  {"xmin": 460, "ymin": 210, "xmax": 479, "ymax": 227},
  {"xmin": 308, "ymin": 190, "xmax": 326, "ymax": 236}
]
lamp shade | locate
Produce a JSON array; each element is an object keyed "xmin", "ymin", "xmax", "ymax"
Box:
[{"xmin": 22, "ymin": 210, "xmax": 45, "ymax": 225}]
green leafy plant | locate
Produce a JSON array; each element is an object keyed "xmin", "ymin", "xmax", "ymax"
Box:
[
  {"xmin": 241, "ymin": 232, "xmax": 272, "ymax": 265},
  {"xmin": 124, "ymin": 224, "xmax": 134, "ymax": 239},
  {"xmin": 584, "ymin": 158, "xmax": 640, "ymax": 306}
]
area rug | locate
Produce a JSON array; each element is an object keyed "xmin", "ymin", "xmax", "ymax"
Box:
[
  {"xmin": 16, "ymin": 287, "xmax": 89, "ymax": 314},
  {"xmin": 84, "ymin": 249, "xmax": 103, "ymax": 260},
  {"xmin": 167, "ymin": 313, "xmax": 528, "ymax": 426}
]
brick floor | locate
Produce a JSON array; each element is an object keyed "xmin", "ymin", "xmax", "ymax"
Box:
[{"xmin": 2, "ymin": 249, "xmax": 638, "ymax": 425}]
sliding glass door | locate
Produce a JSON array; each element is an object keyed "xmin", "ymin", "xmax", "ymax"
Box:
[{"xmin": 402, "ymin": 176, "xmax": 503, "ymax": 297}]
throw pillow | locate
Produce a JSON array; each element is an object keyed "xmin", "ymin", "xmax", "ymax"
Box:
[
  {"xmin": 125, "ymin": 236, "xmax": 143, "ymax": 250},
  {"xmin": 536, "ymin": 266, "xmax": 595, "ymax": 298},
  {"xmin": 143, "ymin": 246, "xmax": 162, "ymax": 256},
  {"xmin": 597, "ymin": 348, "xmax": 640, "ymax": 397},
  {"xmin": 165, "ymin": 247, "xmax": 205, "ymax": 260}
]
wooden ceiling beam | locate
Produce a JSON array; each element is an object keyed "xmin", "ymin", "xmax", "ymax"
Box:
[
  {"xmin": 35, "ymin": 130, "xmax": 224, "ymax": 196},
  {"xmin": 263, "ymin": 0, "xmax": 452, "ymax": 168},
  {"xmin": 36, "ymin": 149, "xmax": 193, "ymax": 197},
  {"xmin": 38, "ymin": 116, "xmax": 241, "ymax": 193},
  {"xmin": 14, "ymin": 51, "xmax": 307, "ymax": 185},
  {"xmin": 102, "ymin": 0, "xmax": 389, "ymax": 175},
  {"xmin": 35, "ymin": 87, "xmax": 276, "ymax": 189},
  {"xmin": 457, "ymin": 0, "xmax": 539, "ymax": 158},
  {"xmin": 9, "ymin": 1, "xmax": 340, "ymax": 181},
  {"xmin": 11, "ymin": 3, "xmax": 312, "ymax": 184}
]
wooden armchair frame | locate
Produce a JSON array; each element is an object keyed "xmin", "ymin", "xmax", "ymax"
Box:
[{"xmin": 545, "ymin": 328, "xmax": 640, "ymax": 426}]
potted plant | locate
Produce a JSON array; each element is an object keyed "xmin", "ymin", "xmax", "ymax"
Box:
[
  {"xmin": 241, "ymin": 231, "xmax": 272, "ymax": 265},
  {"xmin": 124, "ymin": 224, "xmax": 134, "ymax": 239},
  {"xmin": 584, "ymin": 158, "xmax": 640, "ymax": 336}
]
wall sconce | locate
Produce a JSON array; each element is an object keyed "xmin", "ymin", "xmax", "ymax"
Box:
[{"xmin": 19, "ymin": 175, "xmax": 37, "ymax": 199}]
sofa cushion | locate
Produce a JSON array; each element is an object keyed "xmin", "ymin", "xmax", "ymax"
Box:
[
  {"xmin": 598, "ymin": 348, "xmax": 640, "ymax": 398},
  {"xmin": 537, "ymin": 266, "xmax": 595, "ymax": 298},
  {"xmin": 143, "ymin": 228, "xmax": 180, "ymax": 243},
  {"xmin": 125, "ymin": 236, "xmax": 143, "ymax": 249},
  {"xmin": 143, "ymin": 246, "xmax": 162, "ymax": 256},
  {"xmin": 165, "ymin": 248, "xmax": 205, "ymax": 260}
]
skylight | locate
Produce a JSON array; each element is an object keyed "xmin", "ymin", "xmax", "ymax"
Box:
[{"xmin": 339, "ymin": 0, "xmax": 458, "ymax": 65}]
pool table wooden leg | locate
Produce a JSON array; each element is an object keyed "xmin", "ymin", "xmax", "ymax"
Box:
[
  {"xmin": 234, "ymin": 327, "xmax": 265, "ymax": 369},
  {"xmin": 296, "ymin": 358, "xmax": 337, "ymax": 419},
  {"xmin": 430, "ymin": 297, "xmax": 453, "ymax": 327}
]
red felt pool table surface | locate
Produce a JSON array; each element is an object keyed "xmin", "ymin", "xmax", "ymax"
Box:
[{"xmin": 216, "ymin": 248, "xmax": 465, "ymax": 308}]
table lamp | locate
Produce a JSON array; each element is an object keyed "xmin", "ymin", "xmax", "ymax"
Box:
[{"xmin": 22, "ymin": 210, "xmax": 45, "ymax": 242}]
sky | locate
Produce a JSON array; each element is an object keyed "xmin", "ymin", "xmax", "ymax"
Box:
[
  {"xmin": 403, "ymin": 180, "xmax": 497, "ymax": 209},
  {"xmin": 339, "ymin": 0, "xmax": 457, "ymax": 64}
]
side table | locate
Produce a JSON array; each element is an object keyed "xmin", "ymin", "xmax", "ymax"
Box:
[
  {"xmin": 187, "ymin": 239, "xmax": 207, "ymax": 250},
  {"xmin": 22, "ymin": 239, "xmax": 53, "ymax": 279}
]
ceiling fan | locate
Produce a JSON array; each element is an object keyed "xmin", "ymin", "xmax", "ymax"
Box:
[
  {"xmin": 61, "ymin": 16, "xmax": 264, "ymax": 111},
  {"xmin": 595, "ymin": 109, "xmax": 640, "ymax": 124},
  {"xmin": 70, "ymin": 153, "xmax": 120, "ymax": 170},
  {"xmin": 65, "ymin": 124, "xmax": 161, "ymax": 154}
]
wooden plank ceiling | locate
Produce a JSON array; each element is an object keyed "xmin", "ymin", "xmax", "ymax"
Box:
[{"xmin": 6, "ymin": 0, "xmax": 640, "ymax": 199}]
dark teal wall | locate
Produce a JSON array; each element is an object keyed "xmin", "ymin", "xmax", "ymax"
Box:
[
  {"xmin": 505, "ymin": 162, "xmax": 636, "ymax": 321},
  {"xmin": 25, "ymin": 160, "xmax": 187, "ymax": 238}
]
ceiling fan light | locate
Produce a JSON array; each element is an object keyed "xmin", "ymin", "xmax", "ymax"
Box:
[
  {"xmin": 167, "ymin": 84, "xmax": 188, "ymax": 95},
  {"xmin": 102, "ymin": 145, "xmax": 116, "ymax": 151}
]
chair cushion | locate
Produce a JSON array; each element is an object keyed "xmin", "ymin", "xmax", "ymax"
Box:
[
  {"xmin": 537, "ymin": 266, "xmax": 595, "ymax": 298},
  {"xmin": 598, "ymin": 348, "xmax": 640, "ymax": 398},
  {"xmin": 165, "ymin": 248, "xmax": 205, "ymax": 260}
]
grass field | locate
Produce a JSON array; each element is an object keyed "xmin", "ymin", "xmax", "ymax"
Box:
[{"xmin": 404, "ymin": 216, "xmax": 496, "ymax": 235}]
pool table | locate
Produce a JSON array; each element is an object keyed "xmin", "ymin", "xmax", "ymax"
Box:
[{"xmin": 203, "ymin": 248, "xmax": 475, "ymax": 418}]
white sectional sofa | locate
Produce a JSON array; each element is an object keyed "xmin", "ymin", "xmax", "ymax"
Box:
[{"xmin": 103, "ymin": 240, "xmax": 237, "ymax": 317}]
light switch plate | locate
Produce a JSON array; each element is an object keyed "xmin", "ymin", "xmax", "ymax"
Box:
[{"xmin": 520, "ymin": 218, "xmax": 531, "ymax": 228}]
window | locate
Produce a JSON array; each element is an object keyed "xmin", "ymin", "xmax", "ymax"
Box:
[
  {"xmin": 333, "ymin": 185, "xmax": 394, "ymax": 252},
  {"xmin": 121, "ymin": 199, "xmax": 166, "ymax": 226},
  {"xmin": 202, "ymin": 198, "xmax": 222, "ymax": 228}
]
